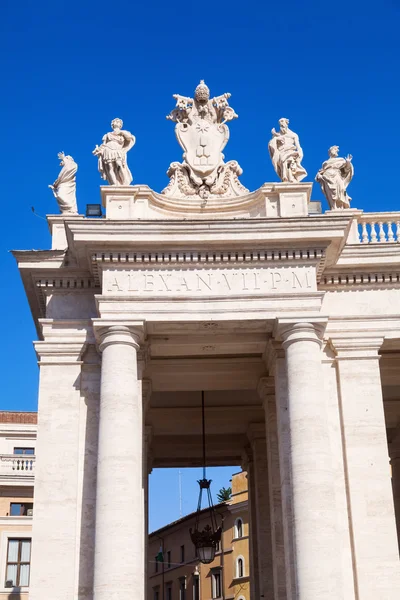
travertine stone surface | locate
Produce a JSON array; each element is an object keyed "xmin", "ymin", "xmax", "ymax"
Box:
[
  {"xmin": 316, "ymin": 146, "xmax": 353, "ymax": 209},
  {"xmin": 163, "ymin": 80, "xmax": 247, "ymax": 199},
  {"xmin": 332, "ymin": 336, "xmax": 400, "ymax": 599},
  {"xmin": 247, "ymin": 424, "xmax": 274, "ymax": 600},
  {"xmin": 259, "ymin": 376, "xmax": 287, "ymax": 600},
  {"xmin": 28, "ymin": 339, "xmax": 85, "ymax": 600},
  {"xmin": 278, "ymin": 319, "xmax": 344, "ymax": 599},
  {"xmin": 93, "ymin": 323, "xmax": 145, "ymax": 600},
  {"xmin": 268, "ymin": 119, "xmax": 307, "ymax": 183},
  {"xmin": 49, "ymin": 152, "xmax": 78, "ymax": 214},
  {"xmin": 242, "ymin": 451, "xmax": 260, "ymax": 600},
  {"xmin": 93, "ymin": 118, "xmax": 135, "ymax": 186}
]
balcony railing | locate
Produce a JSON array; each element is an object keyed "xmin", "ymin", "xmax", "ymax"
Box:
[
  {"xmin": 358, "ymin": 213, "xmax": 400, "ymax": 244},
  {"xmin": 0, "ymin": 454, "xmax": 35, "ymax": 477}
]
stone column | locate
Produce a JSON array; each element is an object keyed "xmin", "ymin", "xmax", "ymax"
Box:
[
  {"xmin": 242, "ymin": 448, "xmax": 260, "ymax": 600},
  {"xmin": 258, "ymin": 377, "xmax": 287, "ymax": 600},
  {"xmin": 277, "ymin": 319, "xmax": 343, "ymax": 599},
  {"xmin": 389, "ymin": 435, "xmax": 400, "ymax": 551},
  {"xmin": 247, "ymin": 423, "xmax": 274, "ymax": 600},
  {"xmin": 93, "ymin": 323, "xmax": 145, "ymax": 600},
  {"xmin": 332, "ymin": 335, "xmax": 400, "ymax": 598}
]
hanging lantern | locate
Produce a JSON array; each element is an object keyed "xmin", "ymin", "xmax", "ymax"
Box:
[{"xmin": 190, "ymin": 391, "xmax": 222, "ymax": 564}]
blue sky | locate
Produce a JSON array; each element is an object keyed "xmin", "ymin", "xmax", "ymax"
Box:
[{"xmin": 2, "ymin": 0, "xmax": 399, "ymax": 528}]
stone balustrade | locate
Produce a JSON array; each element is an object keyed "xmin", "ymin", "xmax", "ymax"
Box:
[
  {"xmin": 0, "ymin": 454, "xmax": 35, "ymax": 476},
  {"xmin": 358, "ymin": 213, "xmax": 400, "ymax": 243}
]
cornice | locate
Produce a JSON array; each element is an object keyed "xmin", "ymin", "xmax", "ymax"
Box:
[{"xmin": 320, "ymin": 269, "xmax": 400, "ymax": 290}]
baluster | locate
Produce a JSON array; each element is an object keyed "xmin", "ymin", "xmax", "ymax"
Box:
[
  {"xmin": 387, "ymin": 221, "xmax": 394, "ymax": 242},
  {"xmin": 361, "ymin": 221, "xmax": 369, "ymax": 243},
  {"xmin": 378, "ymin": 221, "xmax": 386, "ymax": 242},
  {"xmin": 370, "ymin": 222, "xmax": 377, "ymax": 243},
  {"xmin": 396, "ymin": 221, "xmax": 400, "ymax": 243}
]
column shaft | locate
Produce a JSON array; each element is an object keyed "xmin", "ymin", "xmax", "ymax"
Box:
[
  {"xmin": 93, "ymin": 325, "xmax": 144, "ymax": 600},
  {"xmin": 280, "ymin": 321, "xmax": 342, "ymax": 599}
]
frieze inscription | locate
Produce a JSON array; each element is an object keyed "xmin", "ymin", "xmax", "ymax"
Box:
[{"xmin": 104, "ymin": 266, "xmax": 316, "ymax": 296}]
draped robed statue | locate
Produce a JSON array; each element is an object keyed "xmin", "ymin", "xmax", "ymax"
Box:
[
  {"xmin": 268, "ymin": 118, "xmax": 307, "ymax": 183},
  {"xmin": 316, "ymin": 146, "xmax": 354, "ymax": 209},
  {"xmin": 49, "ymin": 152, "xmax": 78, "ymax": 214},
  {"xmin": 93, "ymin": 118, "xmax": 136, "ymax": 186}
]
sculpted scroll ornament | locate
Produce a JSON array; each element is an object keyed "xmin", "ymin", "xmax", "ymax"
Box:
[
  {"xmin": 49, "ymin": 152, "xmax": 78, "ymax": 214},
  {"xmin": 162, "ymin": 80, "xmax": 248, "ymax": 200},
  {"xmin": 268, "ymin": 118, "xmax": 307, "ymax": 183},
  {"xmin": 93, "ymin": 118, "xmax": 135, "ymax": 186},
  {"xmin": 316, "ymin": 146, "xmax": 354, "ymax": 209}
]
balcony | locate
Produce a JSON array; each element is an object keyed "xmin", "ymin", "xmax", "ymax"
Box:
[{"xmin": 0, "ymin": 454, "xmax": 35, "ymax": 481}]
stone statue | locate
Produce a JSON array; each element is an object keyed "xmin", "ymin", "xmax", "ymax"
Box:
[
  {"xmin": 49, "ymin": 152, "xmax": 78, "ymax": 214},
  {"xmin": 93, "ymin": 118, "xmax": 135, "ymax": 186},
  {"xmin": 268, "ymin": 118, "xmax": 307, "ymax": 183},
  {"xmin": 162, "ymin": 80, "xmax": 248, "ymax": 199},
  {"xmin": 316, "ymin": 146, "xmax": 354, "ymax": 209}
]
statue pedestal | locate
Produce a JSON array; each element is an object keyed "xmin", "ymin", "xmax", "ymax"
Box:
[
  {"xmin": 101, "ymin": 185, "xmax": 152, "ymax": 220},
  {"xmin": 100, "ymin": 182, "xmax": 314, "ymax": 221},
  {"xmin": 47, "ymin": 214, "xmax": 85, "ymax": 250}
]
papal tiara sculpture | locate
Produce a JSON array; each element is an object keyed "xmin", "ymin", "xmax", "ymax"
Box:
[{"xmin": 161, "ymin": 80, "xmax": 249, "ymax": 200}]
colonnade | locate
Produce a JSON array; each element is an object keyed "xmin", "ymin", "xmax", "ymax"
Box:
[
  {"xmin": 94, "ymin": 319, "xmax": 400, "ymax": 600},
  {"xmin": 31, "ymin": 318, "xmax": 400, "ymax": 600}
]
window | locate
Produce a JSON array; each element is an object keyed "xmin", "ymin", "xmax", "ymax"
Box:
[
  {"xmin": 5, "ymin": 538, "xmax": 31, "ymax": 588},
  {"xmin": 180, "ymin": 544, "xmax": 185, "ymax": 563},
  {"xmin": 215, "ymin": 540, "xmax": 220, "ymax": 552},
  {"xmin": 235, "ymin": 518, "xmax": 243, "ymax": 538},
  {"xmin": 13, "ymin": 448, "xmax": 34, "ymax": 455},
  {"xmin": 236, "ymin": 557, "xmax": 244, "ymax": 578},
  {"xmin": 167, "ymin": 551, "xmax": 171, "ymax": 568},
  {"xmin": 10, "ymin": 503, "xmax": 33, "ymax": 517},
  {"xmin": 179, "ymin": 577, "xmax": 186, "ymax": 600},
  {"xmin": 166, "ymin": 584, "xmax": 172, "ymax": 600},
  {"xmin": 211, "ymin": 571, "xmax": 222, "ymax": 599},
  {"xmin": 153, "ymin": 588, "xmax": 159, "ymax": 600},
  {"xmin": 193, "ymin": 575, "xmax": 199, "ymax": 600}
]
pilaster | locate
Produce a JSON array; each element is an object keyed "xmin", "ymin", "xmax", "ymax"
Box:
[
  {"xmin": 247, "ymin": 422, "xmax": 274, "ymax": 600},
  {"xmin": 29, "ymin": 339, "xmax": 86, "ymax": 600},
  {"xmin": 241, "ymin": 447, "xmax": 260, "ymax": 600},
  {"xmin": 258, "ymin": 376, "xmax": 287, "ymax": 600},
  {"xmin": 331, "ymin": 334, "xmax": 400, "ymax": 599}
]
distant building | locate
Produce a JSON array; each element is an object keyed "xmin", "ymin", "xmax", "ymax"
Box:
[
  {"xmin": 0, "ymin": 412, "xmax": 36, "ymax": 599},
  {"xmin": 148, "ymin": 472, "xmax": 250, "ymax": 600}
]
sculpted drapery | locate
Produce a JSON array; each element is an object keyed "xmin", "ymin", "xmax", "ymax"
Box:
[
  {"xmin": 316, "ymin": 146, "xmax": 353, "ymax": 209},
  {"xmin": 268, "ymin": 118, "xmax": 307, "ymax": 183},
  {"xmin": 49, "ymin": 152, "xmax": 78, "ymax": 214},
  {"xmin": 93, "ymin": 118, "xmax": 135, "ymax": 186}
]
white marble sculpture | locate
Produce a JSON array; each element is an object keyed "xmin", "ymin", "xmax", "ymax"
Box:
[
  {"xmin": 162, "ymin": 80, "xmax": 248, "ymax": 199},
  {"xmin": 316, "ymin": 146, "xmax": 354, "ymax": 209},
  {"xmin": 268, "ymin": 118, "xmax": 307, "ymax": 183},
  {"xmin": 49, "ymin": 152, "xmax": 78, "ymax": 214},
  {"xmin": 93, "ymin": 118, "xmax": 135, "ymax": 186}
]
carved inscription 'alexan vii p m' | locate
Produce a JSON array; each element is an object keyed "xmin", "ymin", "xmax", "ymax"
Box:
[{"xmin": 104, "ymin": 267, "xmax": 315, "ymax": 296}]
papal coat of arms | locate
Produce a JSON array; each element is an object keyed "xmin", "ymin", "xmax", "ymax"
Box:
[{"xmin": 162, "ymin": 80, "xmax": 248, "ymax": 200}]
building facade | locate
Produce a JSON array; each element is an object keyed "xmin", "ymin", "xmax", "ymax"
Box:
[
  {"xmin": 148, "ymin": 472, "xmax": 250, "ymax": 600},
  {"xmin": 11, "ymin": 82, "xmax": 400, "ymax": 600},
  {"xmin": 0, "ymin": 412, "xmax": 36, "ymax": 599}
]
